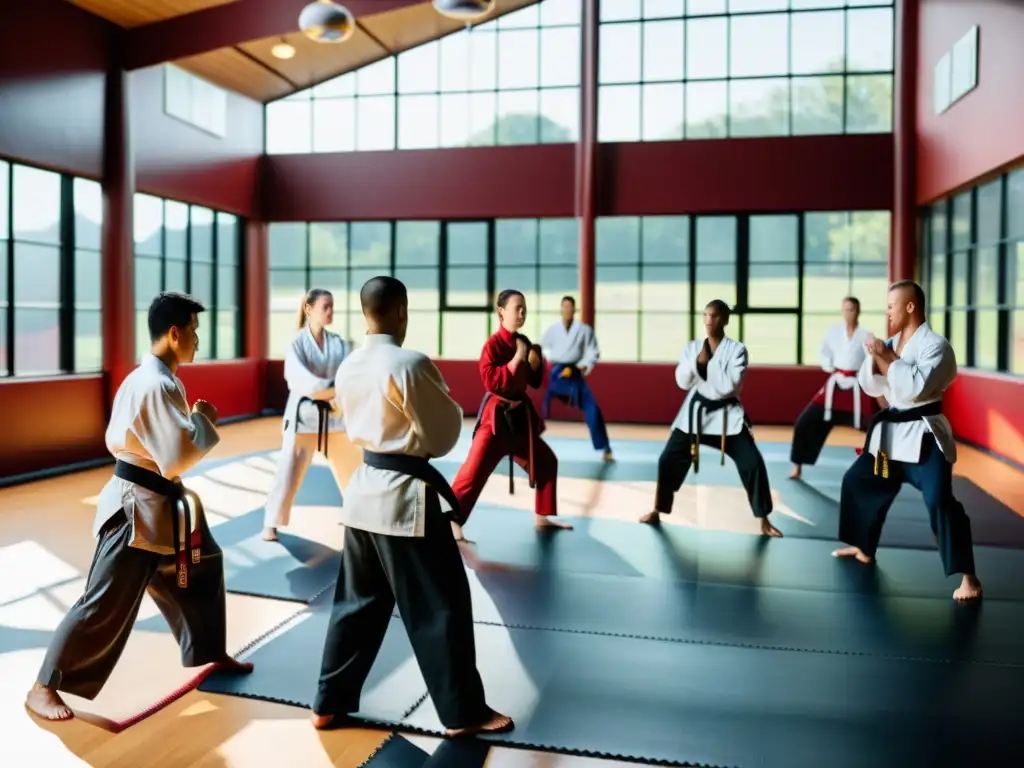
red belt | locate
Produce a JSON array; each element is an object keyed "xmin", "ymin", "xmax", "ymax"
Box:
[{"xmin": 834, "ymin": 368, "xmax": 857, "ymax": 377}]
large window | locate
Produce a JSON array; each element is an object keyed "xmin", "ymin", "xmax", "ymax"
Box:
[
  {"xmin": 0, "ymin": 160, "xmax": 103, "ymax": 377},
  {"xmin": 265, "ymin": 0, "xmax": 581, "ymax": 154},
  {"xmin": 132, "ymin": 194, "xmax": 243, "ymax": 363},
  {"xmin": 921, "ymin": 166, "xmax": 1024, "ymax": 373},
  {"xmin": 267, "ymin": 218, "xmax": 578, "ymax": 359},
  {"xmin": 597, "ymin": 0, "xmax": 894, "ymax": 142},
  {"xmin": 594, "ymin": 210, "xmax": 890, "ymax": 364}
]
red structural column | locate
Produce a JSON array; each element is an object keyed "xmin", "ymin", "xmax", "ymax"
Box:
[
  {"xmin": 245, "ymin": 220, "xmax": 269, "ymax": 411},
  {"xmin": 891, "ymin": 0, "xmax": 919, "ymax": 284},
  {"xmin": 244, "ymin": 220, "xmax": 269, "ymax": 359},
  {"xmin": 576, "ymin": 0, "xmax": 598, "ymax": 326},
  {"xmin": 100, "ymin": 59, "xmax": 136, "ymax": 411}
]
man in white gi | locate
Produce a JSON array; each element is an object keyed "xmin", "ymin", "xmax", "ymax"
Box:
[
  {"xmin": 540, "ymin": 296, "xmax": 613, "ymax": 461},
  {"xmin": 310, "ymin": 276, "xmax": 513, "ymax": 738},
  {"xmin": 790, "ymin": 296, "xmax": 874, "ymax": 479},
  {"xmin": 26, "ymin": 292, "xmax": 252, "ymax": 721},
  {"xmin": 833, "ymin": 281, "xmax": 982, "ymax": 602}
]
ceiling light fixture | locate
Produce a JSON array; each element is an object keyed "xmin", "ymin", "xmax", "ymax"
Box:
[
  {"xmin": 298, "ymin": 0, "xmax": 355, "ymax": 44},
  {"xmin": 271, "ymin": 41, "xmax": 296, "ymax": 59}
]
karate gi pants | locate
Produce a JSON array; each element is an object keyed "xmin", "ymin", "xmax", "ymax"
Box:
[
  {"xmin": 654, "ymin": 427, "xmax": 774, "ymax": 518},
  {"xmin": 839, "ymin": 441, "xmax": 977, "ymax": 576},
  {"xmin": 789, "ymin": 403, "xmax": 856, "ymax": 466},
  {"xmin": 543, "ymin": 374, "xmax": 610, "ymax": 452},
  {"xmin": 313, "ymin": 494, "xmax": 489, "ymax": 730},
  {"xmin": 36, "ymin": 510, "xmax": 226, "ymax": 699},
  {"xmin": 264, "ymin": 430, "xmax": 363, "ymax": 528},
  {"xmin": 450, "ymin": 428, "xmax": 559, "ymax": 521}
]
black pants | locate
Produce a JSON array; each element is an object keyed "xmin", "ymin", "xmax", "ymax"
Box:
[
  {"xmin": 36, "ymin": 510, "xmax": 227, "ymax": 699},
  {"xmin": 790, "ymin": 403, "xmax": 856, "ymax": 465},
  {"xmin": 654, "ymin": 427, "xmax": 774, "ymax": 518},
  {"xmin": 839, "ymin": 441, "xmax": 977, "ymax": 576},
  {"xmin": 314, "ymin": 494, "xmax": 489, "ymax": 729}
]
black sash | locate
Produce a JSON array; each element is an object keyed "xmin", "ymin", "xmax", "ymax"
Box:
[
  {"xmin": 687, "ymin": 392, "xmax": 743, "ymax": 473},
  {"xmin": 296, "ymin": 396, "xmax": 332, "ymax": 458},
  {"xmin": 114, "ymin": 460, "xmax": 199, "ymax": 588},
  {"xmin": 473, "ymin": 392, "xmax": 536, "ymax": 494},
  {"xmin": 863, "ymin": 400, "xmax": 944, "ymax": 478},
  {"xmin": 362, "ymin": 450, "xmax": 462, "ymax": 523}
]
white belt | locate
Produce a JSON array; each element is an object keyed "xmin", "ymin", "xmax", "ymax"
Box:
[{"xmin": 824, "ymin": 372, "xmax": 861, "ymax": 429}]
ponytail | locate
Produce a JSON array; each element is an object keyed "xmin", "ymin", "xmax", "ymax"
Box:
[{"xmin": 298, "ymin": 288, "xmax": 332, "ymax": 330}]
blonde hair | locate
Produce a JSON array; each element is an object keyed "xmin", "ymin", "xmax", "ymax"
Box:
[{"xmin": 298, "ymin": 288, "xmax": 332, "ymax": 329}]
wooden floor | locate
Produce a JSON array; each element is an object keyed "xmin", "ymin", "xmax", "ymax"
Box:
[{"xmin": 1, "ymin": 418, "xmax": 1021, "ymax": 768}]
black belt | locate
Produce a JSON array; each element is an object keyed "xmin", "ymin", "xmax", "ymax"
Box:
[
  {"xmin": 114, "ymin": 460, "xmax": 199, "ymax": 588},
  {"xmin": 362, "ymin": 450, "xmax": 462, "ymax": 523},
  {"xmin": 863, "ymin": 400, "xmax": 944, "ymax": 478},
  {"xmin": 687, "ymin": 392, "xmax": 741, "ymax": 473},
  {"xmin": 297, "ymin": 397, "xmax": 332, "ymax": 458}
]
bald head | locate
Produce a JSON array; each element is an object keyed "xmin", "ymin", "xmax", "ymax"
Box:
[
  {"xmin": 887, "ymin": 280, "xmax": 926, "ymax": 334},
  {"xmin": 360, "ymin": 276, "xmax": 408, "ymax": 344}
]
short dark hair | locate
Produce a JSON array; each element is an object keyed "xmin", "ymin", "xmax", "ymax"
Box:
[
  {"xmin": 148, "ymin": 291, "xmax": 205, "ymax": 342},
  {"xmin": 705, "ymin": 299, "xmax": 731, "ymax": 321},
  {"xmin": 889, "ymin": 280, "xmax": 926, "ymax": 316},
  {"xmin": 360, "ymin": 275, "xmax": 407, "ymax": 319},
  {"xmin": 497, "ymin": 289, "xmax": 524, "ymax": 309},
  {"xmin": 560, "ymin": 295, "xmax": 575, "ymax": 306},
  {"xmin": 843, "ymin": 296, "xmax": 860, "ymax": 311}
]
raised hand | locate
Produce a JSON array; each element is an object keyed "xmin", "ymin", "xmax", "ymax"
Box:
[
  {"xmin": 864, "ymin": 334, "xmax": 887, "ymax": 357},
  {"xmin": 514, "ymin": 336, "xmax": 529, "ymax": 359}
]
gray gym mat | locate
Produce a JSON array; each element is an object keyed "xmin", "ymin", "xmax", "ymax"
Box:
[
  {"xmin": 211, "ymin": 507, "xmax": 341, "ymax": 603},
  {"xmin": 200, "ymin": 604, "xmax": 1024, "ymax": 768}
]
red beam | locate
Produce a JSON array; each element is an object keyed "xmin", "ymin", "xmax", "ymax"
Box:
[
  {"xmin": 576, "ymin": 0, "xmax": 598, "ymax": 327},
  {"xmin": 891, "ymin": 0, "xmax": 919, "ymax": 283},
  {"xmin": 124, "ymin": 0, "xmax": 420, "ymax": 70}
]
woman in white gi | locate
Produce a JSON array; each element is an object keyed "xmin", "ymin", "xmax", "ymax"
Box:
[{"xmin": 263, "ymin": 288, "xmax": 362, "ymax": 542}]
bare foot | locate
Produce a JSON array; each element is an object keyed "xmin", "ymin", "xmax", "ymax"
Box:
[
  {"xmin": 832, "ymin": 546, "xmax": 873, "ymax": 565},
  {"xmin": 446, "ymin": 709, "xmax": 514, "ymax": 738},
  {"xmin": 638, "ymin": 510, "xmax": 660, "ymax": 525},
  {"xmin": 25, "ymin": 684, "xmax": 73, "ymax": 721},
  {"xmin": 954, "ymin": 574, "xmax": 983, "ymax": 603},
  {"xmin": 261, "ymin": 527, "xmax": 278, "ymax": 542},
  {"xmin": 789, "ymin": 465, "xmax": 801, "ymax": 480},
  {"xmin": 535, "ymin": 515, "xmax": 573, "ymax": 530},
  {"xmin": 760, "ymin": 518, "xmax": 784, "ymax": 537},
  {"xmin": 603, "ymin": 450, "xmax": 615, "ymax": 462},
  {"xmin": 213, "ymin": 656, "xmax": 254, "ymax": 675}
]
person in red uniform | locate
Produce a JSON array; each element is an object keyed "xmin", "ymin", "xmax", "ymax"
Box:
[{"xmin": 449, "ymin": 289, "xmax": 574, "ymax": 544}]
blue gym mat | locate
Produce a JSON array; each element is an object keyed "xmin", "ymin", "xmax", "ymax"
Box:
[{"xmin": 184, "ymin": 430, "xmax": 1024, "ymax": 603}]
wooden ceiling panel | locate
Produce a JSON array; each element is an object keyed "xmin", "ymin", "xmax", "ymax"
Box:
[
  {"xmin": 66, "ymin": 0, "xmax": 239, "ymax": 28},
  {"xmin": 238, "ymin": 28, "xmax": 389, "ymax": 91},
  {"xmin": 361, "ymin": 0, "xmax": 538, "ymax": 53},
  {"xmin": 176, "ymin": 48, "xmax": 294, "ymax": 102}
]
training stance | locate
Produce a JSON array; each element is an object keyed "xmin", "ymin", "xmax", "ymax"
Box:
[
  {"xmin": 311, "ymin": 276, "xmax": 513, "ymax": 738},
  {"xmin": 449, "ymin": 289, "xmax": 573, "ymax": 542},
  {"xmin": 790, "ymin": 296, "xmax": 876, "ymax": 479},
  {"xmin": 639, "ymin": 300, "xmax": 782, "ymax": 537},
  {"xmin": 540, "ymin": 295, "xmax": 613, "ymax": 461},
  {"xmin": 26, "ymin": 292, "xmax": 252, "ymax": 722},
  {"xmin": 833, "ymin": 281, "xmax": 982, "ymax": 602},
  {"xmin": 263, "ymin": 288, "xmax": 362, "ymax": 541}
]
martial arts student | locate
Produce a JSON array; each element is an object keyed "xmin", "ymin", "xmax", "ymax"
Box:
[
  {"xmin": 639, "ymin": 300, "xmax": 783, "ymax": 537},
  {"xmin": 449, "ymin": 289, "xmax": 573, "ymax": 543},
  {"xmin": 25, "ymin": 292, "xmax": 252, "ymax": 722},
  {"xmin": 311, "ymin": 276, "xmax": 513, "ymax": 738},
  {"xmin": 833, "ymin": 281, "xmax": 982, "ymax": 602},
  {"xmin": 262, "ymin": 288, "xmax": 362, "ymax": 542},
  {"xmin": 789, "ymin": 296, "xmax": 873, "ymax": 479},
  {"xmin": 540, "ymin": 295, "xmax": 613, "ymax": 461}
]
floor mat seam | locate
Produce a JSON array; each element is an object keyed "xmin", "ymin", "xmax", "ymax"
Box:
[
  {"xmin": 389, "ymin": 723, "xmax": 736, "ymax": 768},
  {"xmin": 356, "ymin": 732, "xmax": 401, "ymax": 768},
  {"xmin": 465, "ymin": 619, "xmax": 1024, "ymax": 668}
]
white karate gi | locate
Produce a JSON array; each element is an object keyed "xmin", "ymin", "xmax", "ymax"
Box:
[
  {"xmin": 264, "ymin": 327, "xmax": 362, "ymax": 529},
  {"xmin": 819, "ymin": 323, "xmax": 871, "ymax": 428},
  {"xmin": 670, "ymin": 337, "xmax": 749, "ymax": 436}
]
